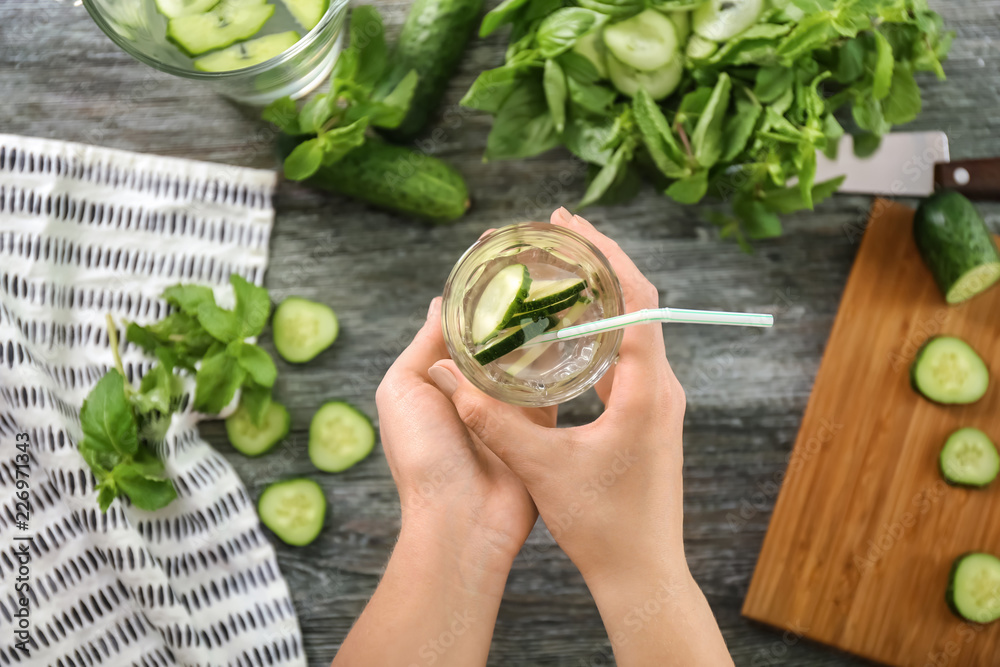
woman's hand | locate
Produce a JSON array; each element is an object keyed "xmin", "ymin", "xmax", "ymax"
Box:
[{"xmin": 426, "ymin": 208, "xmax": 733, "ymax": 666}]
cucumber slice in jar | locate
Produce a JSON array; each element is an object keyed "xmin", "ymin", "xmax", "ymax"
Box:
[
  {"xmin": 910, "ymin": 336, "xmax": 990, "ymax": 405},
  {"xmin": 225, "ymin": 400, "xmax": 291, "ymax": 457},
  {"xmin": 167, "ymin": 3, "xmax": 275, "ymax": 56},
  {"xmin": 692, "ymin": 0, "xmax": 763, "ymax": 42},
  {"xmin": 947, "ymin": 553, "xmax": 1000, "ymax": 624},
  {"xmin": 194, "ymin": 31, "xmax": 301, "ymax": 71},
  {"xmin": 607, "ymin": 54, "xmax": 683, "ymax": 100},
  {"xmin": 309, "ymin": 402, "xmax": 376, "ymax": 472},
  {"xmin": 155, "ymin": 0, "xmax": 220, "ymax": 19},
  {"xmin": 272, "ymin": 297, "xmax": 339, "ymax": 363},
  {"xmin": 603, "ymin": 9, "xmax": 678, "ymax": 72},
  {"xmin": 573, "ymin": 28, "xmax": 609, "ymax": 78},
  {"xmin": 258, "ymin": 478, "xmax": 326, "ymax": 546},
  {"xmin": 474, "ymin": 316, "xmax": 556, "ymax": 366},
  {"xmin": 280, "ymin": 0, "xmax": 330, "ymax": 31},
  {"xmin": 471, "ymin": 264, "xmax": 532, "ymax": 344},
  {"xmin": 939, "ymin": 427, "xmax": 1000, "ymax": 487}
]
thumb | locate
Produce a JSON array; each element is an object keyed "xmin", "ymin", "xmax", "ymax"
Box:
[{"xmin": 427, "ymin": 360, "xmax": 561, "ymax": 481}]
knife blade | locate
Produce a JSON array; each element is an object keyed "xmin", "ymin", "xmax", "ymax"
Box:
[{"xmin": 813, "ymin": 131, "xmax": 1000, "ymax": 200}]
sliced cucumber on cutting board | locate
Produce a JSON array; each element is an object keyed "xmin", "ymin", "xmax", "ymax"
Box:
[
  {"xmin": 167, "ymin": 2, "xmax": 275, "ymax": 56},
  {"xmin": 947, "ymin": 553, "xmax": 1000, "ymax": 624},
  {"xmin": 155, "ymin": 0, "xmax": 220, "ymax": 19},
  {"xmin": 258, "ymin": 478, "xmax": 326, "ymax": 546},
  {"xmin": 194, "ymin": 30, "xmax": 300, "ymax": 71},
  {"xmin": 281, "ymin": 0, "xmax": 329, "ymax": 30},
  {"xmin": 910, "ymin": 336, "xmax": 989, "ymax": 405},
  {"xmin": 939, "ymin": 427, "xmax": 999, "ymax": 487}
]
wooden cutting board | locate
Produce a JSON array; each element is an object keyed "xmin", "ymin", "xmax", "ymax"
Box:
[{"xmin": 743, "ymin": 199, "xmax": 1000, "ymax": 666}]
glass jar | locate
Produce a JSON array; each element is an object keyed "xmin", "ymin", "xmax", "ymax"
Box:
[{"xmin": 442, "ymin": 223, "xmax": 625, "ymax": 407}]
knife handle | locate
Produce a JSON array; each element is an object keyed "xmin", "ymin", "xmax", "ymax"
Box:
[{"xmin": 934, "ymin": 158, "xmax": 1000, "ymax": 200}]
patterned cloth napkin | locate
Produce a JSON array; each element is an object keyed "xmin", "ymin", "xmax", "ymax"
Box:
[{"xmin": 0, "ymin": 135, "xmax": 307, "ymax": 667}]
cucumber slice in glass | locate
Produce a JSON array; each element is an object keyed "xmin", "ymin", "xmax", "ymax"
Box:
[
  {"xmin": 607, "ymin": 53, "xmax": 683, "ymax": 100},
  {"xmin": 258, "ymin": 478, "xmax": 326, "ymax": 546},
  {"xmin": 474, "ymin": 316, "xmax": 555, "ymax": 366},
  {"xmin": 167, "ymin": 3, "xmax": 275, "ymax": 56},
  {"xmin": 572, "ymin": 28, "xmax": 609, "ymax": 78},
  {"xmin": 910, "ymin": 336, "xmax": 990, "ymax": 404},
  {"xmin": 194, "ymin": 31, "xmax": 301, "ymax": 72},
  {"xmin": 155, "ymin": 0, "xmax": 220, "ymax": 19},
  {"xmin": 281, "ymin": 0, "xmax": 330, "ymax": 31},
  {"xmin": 472, "ymin": 264, "xmax": 532, "ymax": 344},
  {"xmin": 520, "ymin": 278, "xmax": 586, "ymax": 310},
  {"xmin": 947, "ymin": 553, "xmax": 1000, "ymax": 624},
  {"xmin": 603, "ymin": 9, "xmax": 678, "ymax": 72},
  {"xmin": 940, "ymin": 427, "xmax": 1000, "ymax": 487},
  {"xmin": 507, "ymin": 292, "xmax": 581, "ymax": 327},
  {"xmin": 273, "ymin": 297, "xmax": 339, "ymax": 363},
  {"xmin": 309, "ymin": 402, "xmax": 376, "ymax": 472},
  {"xmin": 225, "ymin": 400, "xmax": 290, "ymax": 457},
  {"xmin": 692, "ymin": 0, "xmax": 763, "ymax": 42}
]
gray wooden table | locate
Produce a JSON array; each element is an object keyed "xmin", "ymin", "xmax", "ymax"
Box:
[{"xmin": 3, "ymin": 1, "xmax": 999, "ymax": 664}]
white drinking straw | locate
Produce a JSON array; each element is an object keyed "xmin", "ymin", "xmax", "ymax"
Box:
[{"xmin": 522, "ymin": 307, "xmax": 774, "ymax": 346}]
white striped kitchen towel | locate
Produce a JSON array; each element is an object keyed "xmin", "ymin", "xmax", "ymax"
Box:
[{"xmin": 0, "ymin": 135, "xmax": 307, "ymax": 667}]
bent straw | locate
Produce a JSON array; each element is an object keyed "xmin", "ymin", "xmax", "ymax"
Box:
[{"xmin": 522, "ymin": 307, "xmax": 774, "ymax": 346}]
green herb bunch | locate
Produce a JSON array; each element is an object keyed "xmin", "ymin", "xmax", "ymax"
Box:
[
  {"xmin": 264, "ymin": 6, "xmax": 419, "ymax": 181},
  {"xmin": 79, "ymin": 275, "xmax": 276, "ymax": 512},
  {"xmin": 463, "ymin": 0, "xmax": 952, "ymax": 247}
]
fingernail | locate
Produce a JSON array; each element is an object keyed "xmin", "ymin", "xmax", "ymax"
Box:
[
  {"xmin": 555, "ymin": 207, "xmax": 574, "ymax": 224},
  {"xmin": 572, "ymin": 214, "xmax": 589, "ymax": 226},
  {"xmin": 427, "ymin": 296, "xmax": 442, "ymax": 320},
  {"xmin": 478, "ymin": 227, "xmax": 497, "ymax": 240},
  {"xmin": 428, "ymin": 364, "xmax": 458, "ymax": 397}
]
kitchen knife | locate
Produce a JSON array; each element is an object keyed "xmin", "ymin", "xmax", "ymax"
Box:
[{"xmin": 813, "ymin": 131, "xmax": 1000, "ymax": 200}]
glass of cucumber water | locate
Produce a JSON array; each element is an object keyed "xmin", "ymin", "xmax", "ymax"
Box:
[
  {"xmin": 83, "ymin": 0, "xmax": 348, "ymax": 105},
  {"xmin": 442, "ymin": 224, "xmax": 625, "ymax": 407}
]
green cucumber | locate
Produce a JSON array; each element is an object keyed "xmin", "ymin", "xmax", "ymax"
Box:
[
  {"xmin": 258, "ymin": 478, "xmax": 326, "ymax": 546},
  {"xmin": 603, "ymin": 9, "xmax": 678, "ymax": 72},
  {"xmin": 506, "ymin": 292, "xmax": 581, "ymax": 327},
  {"xmin": 911, "ymin": 336, "xmax": 990, "ymax": 405},
  {"xmin": 607, "ymin": 54, "xmax": 683, "ymax": 100},
  {"xmin": 939, "ymin": 427, "xmax": 999, "ymax": 487},
  {"xmin": 290, "ymin": 138, "xmax": 469, "ymax": 223},
  {"xmin": 155, "ymin": 0, "xmax": 220, "ymax": 19},
  {"xmin": 194, "ymin": 31, "xmax": 300, "ymax": 72},
  {"xmin": 914, "ymin": 191, "xmax": 1000, "ymax": 304},
  {"xmin": 167, "ymin": 3, "xmax": 275, "ymax": 56},
  {"xmin": 685, "ymin": 34, "xmax": 718, "ymax": 60},
  {"xmin": 225, "ymin": 401, "xmax": 290, "ymax": 457},
  {"xmin": 474, "ymin": 316, "xmax": 556, "ymax": 365},
  {"xmin": 472, "ymin": 264, "xmax": 532, "ymax": 343},
  {"xmin": 519, "ymin": 278, "xmax": 586, "ymax": 310},
  {"xmin": 692, "ymin": 0, "xmax": 762, "ymax": 42},
  {"xmin": 280, "ymin": 0, "xmax": 329, "ymax": 30},
  {"xmin": 272, "ymin": 297, "xmax": 339, "ymax": 363},
  {"xmin": 663, "ymin": 9, "xmax": 690, "ymax": 43},
  {"xmin": 947, "ymin": 553, "xmax": 1000, "ymax": 624},
  {"xmin": 375, "ymin": 0, "xmax": 484, "ymax": 142},
  {"xmin": 573, "ymin": 28, "xmax": 609, "ymax": 78},
  {"xmin": 309, "ymin": 401, "xmax": 377, "ymax": 472}
]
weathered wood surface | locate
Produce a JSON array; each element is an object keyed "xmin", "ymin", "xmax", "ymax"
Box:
[{"xmin": 2, "ymin": 1, "xmax": 999, "ymax": 664}]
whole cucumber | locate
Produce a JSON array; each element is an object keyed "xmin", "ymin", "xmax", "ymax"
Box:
[
  {"xmin": 375, "ymin": 0, "xmax": 483, "ymax": 143},
  {"xmin": 292, "ymin": 138, "xmax": 470, "ymax": 223}
]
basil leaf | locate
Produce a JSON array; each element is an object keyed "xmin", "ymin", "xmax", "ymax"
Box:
[
  {"xmin": 196, "ymin": 302, "xmax": 241, "ymax": 342},
  {"xmin": 485, "ymin": 82, "xmax": 560, "ymax": 160},
  {"xmin": 720, "ymin": 84, "xmax": 762, "ymax": 163},
  {"xmin": 536, "ymin": 8, "xmax": 604, "ymax": 59},
  {"xmin": 80, "ymin": 371, "xmax": 139, "ymax": 459},
  {"xmin": 543, "ymin": 59, "xmax": 568, "ymax": 133},
  {"xmin": 126, "ymin": 313, "xmax": 213, "ymax": 371},
  {"xmin": 580, "ymin": 143, "xmax": 629, "ymax": 207},
  {"xmin": 851, "ymin": 93, "xmax": 890, "ymax": 134},
  {"xmin": 319, "ymin": 119, "xmax": 370, "ymax": 165},
  {"xmin": 298, "ymin": 94, "xmax": 332, "ymax": 135},
  {"xmin": 754, "ymin": 67, "xmax": 794, "ymax": 104},
  {"xmin": 96, "ymin": 481, "xmax": 117, "ymax": 512},
  {"xmin": 230, "ymin": 274, "xmax": 271, "ymax": 339},
  {"xmin": 852, "ymin": 132, "xmax": 881, "ymax": 157},
  {"xmin": 262, "ymin": 97, "xmax": 303, "ymax": 135},
  {"xmin": 461, "ymin": 65, "xmax": 527, "ymax": 113},
  {"xmin": 882, "ymin": 66, "xmax": 921, "ymax": 125},
  {"xmin": 632, "ymin": 89, "xmax": 688, "ymax": 179},
  {"xmin": 665, "ymin": 169, "xmax": 708, "ymax": 204},
  {"xmin": 872, "ymin": 30, "xmax": 894, "ymax": 100},
  {"xmin": 112, "ymin": 462, "xmax": 177, "ymax": 511},
  {"xmin": 228, "ymin": 340, "xmax": 277, "ymax": 388},
  {"xmin": 564, "ymin": 114, "xmax": 616, "ymax": 165},
  {"xmin": 240, "ymin": 382, "xmax": 273, "ymax": 428},
  {"xmin": 351, "ymin": 5, "xmax": 388, "ymax": 89},
  {"xmin": 566, "ymin": 77, "xmax": 616, "ymax": 114},
  {"xmin": 369, "ymin": 70, "xmax": 419, "ymax": 128},
  {"xmin": 162, "ymin": 284, "xmax": 215, "ymax": 316},
  {"xmin": 759, "ymin": 176, "xmax": 844, "ymax": 214},
  {"xmin": 557, "ymin": 51, "xmax": 601, "ymax": 84},
  {"xmin": 734, "ymin": 195, "xmax": 782, "ymax": 239},
  {"xmin": 833, "ymin": 37, "xmax": 865, "ymax": 83},
  {"xmin": 481, "ymin": 0, "xmax": 531, "ymax": 37},
  {"xmin": 194, "ymin": 351, "xmax": 246, "ymax": 414},
  {"xmin": 796, "ymin": 140, "xmax": 817, "ymax": 209},
  {"xmin": 691, "ymin": 73, "xmax": 732, "ymax": 169},
  {"xmin": 283, "ymin": 138, "xmax": 325, "ymax": 181}
]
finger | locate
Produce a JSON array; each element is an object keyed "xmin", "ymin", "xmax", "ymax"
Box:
[
  {"xmin": 427, "ymin": 359, "xmax": 569, "ymax": 483},
  {"xmin": 520, "ymin": 404, "xmax": 557, "ymax": 428},
  {"xmin": 478, "ymin": 227, "xmax": 497, "ymax": 240},
  {"xmin": 594, "ymin": 362, "xmax": 615, "ymax": 406},
  {"xmin": 390, "ymin": 297, "xmax": 449, "ymax": 381}
]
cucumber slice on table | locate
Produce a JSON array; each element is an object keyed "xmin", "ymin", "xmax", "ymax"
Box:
[
  {"xmin": 939, "ymin": 427, "xmax": 999, "ymax": 487},
  {"xmin": 911, "ymin": 336, "xmax": 990, "ymax": 405},
  {"xmin": 167, "ymin": 3, "xmax": 275, "ymax": 56},
  {"xmin": 914, "ymin": 191, "xmax": 1000, "ymax": 304},
  {"xmin": 225, "ymin": 400, "xmax": 290, "ymax": 457},
  {"xmin": 281, "ymin": 0, "xmax": 330, "ymax": 31},
  {"xmin": 272, "ymin": 297, "xmax": 339, "ymax": 363},
  {"xmin": 471, "ymin": 264, "xmax": 532, "ymax": 344},
  {"xmin": 309, "ymin": 402, "xmax": 376, "ymax": 472},
  {"xmin": 607, "ymin": 54, "xmax": 683, "ymax": 100},
  {"xmin": 155, "ymin": 0, "xmax": 220, "ymax": 18},
  {"xmin": 693, "ymin": 0, "xmax": 763, "ymax": 42},
  {"xmin": 258, "ymin": 478, "xmax": 326, "ymax": 546},
  {"xmin": 194, "ymin": 31, "xmax": 300, "ymax": 72},
  {"xmin": 947, "ymin": 553, "xmax": 1000, "ymax": 624},
  {"xmin": 603, "ymin": 9, "xmax": 678, "ymax": 72},
  {"xmin": 474, "ymin": 316, "xmax": 555, "ymax": 366}
]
